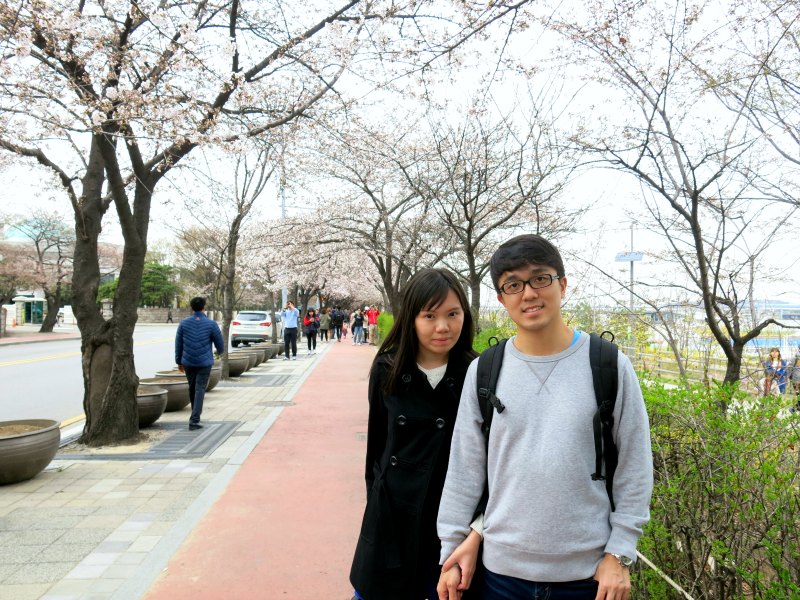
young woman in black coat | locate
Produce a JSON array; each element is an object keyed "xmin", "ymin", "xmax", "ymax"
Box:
[{"xmin": 350, "ymin": 268, "xmax": 478, "ymax": 600}]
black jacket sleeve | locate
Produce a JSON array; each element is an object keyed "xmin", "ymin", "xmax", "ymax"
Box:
[{"xmin": 365, "ymin": 361, "xmax": 388, "ymax": 500}]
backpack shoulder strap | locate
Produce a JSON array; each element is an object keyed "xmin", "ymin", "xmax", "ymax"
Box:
[
  {"xmin": 589, "ymin": 331, "xmax": 619, "ymax": 511},
  {"xmin": 472, "ymin": 337, "xmax": 507, "ymax": 520},
  {"xmin": 476, "ymin": 338, "xmax": 507, "ymax": 440}
]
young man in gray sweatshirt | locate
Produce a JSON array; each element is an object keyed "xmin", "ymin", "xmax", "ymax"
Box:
[{"xmin": 436, "ymin": 235, "xmax": 653, "ymax": 600}]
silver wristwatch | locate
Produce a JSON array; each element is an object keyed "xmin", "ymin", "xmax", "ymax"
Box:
[{"xmin": 611, "ymin": 553, "xmax": 634, "ymax": 568}]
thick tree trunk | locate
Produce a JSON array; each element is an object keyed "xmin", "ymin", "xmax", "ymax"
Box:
[
  {"xmin": 74, "ymin": 138, "xmax": 148, "ymax": 446},
  {"xmin": 469, "ymin": 277, "xmax": 481, "ymax": 333},
  {"xmin": 39, "ymin": 287, "xmax": 60, "ymax": 333},
  {"xmin": 220, "ymin": 236, "xmax": 238, "ymax": 379}
]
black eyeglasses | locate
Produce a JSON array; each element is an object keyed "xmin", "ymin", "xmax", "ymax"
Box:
[{"xmin": 500, "ymin": 274, "xmax": 562, "ymax": 295}]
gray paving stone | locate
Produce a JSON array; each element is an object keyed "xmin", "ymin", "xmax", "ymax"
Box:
[
  {"xmin": 57, "ymin": 529, "xmax": 109, "ymax": 545},
  {"xmin": 0, "ymin": 514, "xmax": 85, "ymax": 531},
  {"xmin": 36, "ymin": 544, "xmax": 95, "ymax": 563},
  {"xmin": 0, "ymin": 544, "xmax": 46, "ymax": 565},
  {"xmin": 3, "ymin": 561, "xmax": 74, "ymax": 585},
  {"xmin": 0, "ymin": 563, "xmax": 18, "ymax": 584},
  {"xmin": 93, "ymin": 541, "xmax": 131, "ymax": 553},
  {"xmin": 0, "ymin": 529, "xmax": 66, "ymax": 546},
  {"xmin": 0, "ymin": 583, "xmax": 52, "ymax": 599}
]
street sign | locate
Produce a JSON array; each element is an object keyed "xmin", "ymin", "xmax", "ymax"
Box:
[{"xmin": 615, "ymin": 252, "xmax": 644, "ymax": 262}]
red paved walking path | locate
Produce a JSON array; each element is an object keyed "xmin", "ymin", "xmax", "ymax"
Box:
[{"xmin": 145, "ymin": 341, "xmax": 373, "ymax": 600}]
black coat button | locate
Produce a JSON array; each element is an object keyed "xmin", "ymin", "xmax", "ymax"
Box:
[
  {"xmin": 390, "ymin": 456, "xmax": 398, "ymax": 466},
  {"xmin": 401, "ymin": 374, "xmax": 412, "ymax": 383},
  {"xmin": 436, "ymin": 418, "xmax": 445, "ymax": 429},
  {"xmin": 446, "ymin": 377, "xmax": 455, "ymax": 387},
  {"xmin": 396, "ymin": 415, "xmax": 407, "ymax": 426}
]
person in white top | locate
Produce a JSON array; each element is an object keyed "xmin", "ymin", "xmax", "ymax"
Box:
[{"xmin": 349, "ymin": 268, "xmax": 479, "ymax": 600}]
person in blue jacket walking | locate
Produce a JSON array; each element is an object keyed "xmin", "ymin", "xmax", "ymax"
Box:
[{"xmin": 175, "ymin": 297, "xmax": 225, "ymax": 430}]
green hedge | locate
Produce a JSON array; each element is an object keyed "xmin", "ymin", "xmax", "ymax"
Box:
[
  {"xmin": 634, "ymin": 382, "xmax": 800, "ymax": 598},
  {"xmin": 376, "ymin": 312, "xmax": 394, "ymax": 345}
]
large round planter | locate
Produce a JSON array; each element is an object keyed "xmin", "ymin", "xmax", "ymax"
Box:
[
  {"xmin": 246, "ymin": 348, "xmax": 266, "ymax": 366},
  {"xmin": 227, "ymin": 354, "xmax": 250, "ymax": 377},
  {"xmin": 155, "ymin": 368, "xmax": 221, "ymax": 392},
  {"xmin": 261, "ymin": 345, "xmax": 275, "ymax": 360},
  {"xmin": 270, "ymin": 343, "xmax": 284, "ymax": 357},
  {"xmin": 137, "ymin": 387, "xmax": 168, "ymax": 428},
  {"xmin": 248, "ymin": 346, "xmax": 268, "ymax": 363},
  {"xmin": 207, "ymin": 365, "xmax": 222, "ymax": 391},
  {"xmin": 139, "ymin": 377, "xmax": 190, "ymax": 412},
  {"xmin": 232, "ymin": 350, "xmax": 258, "ymax": 370},
  {"xmin": 0, "ymin": 419, "xmax": 61, "ymax": 485}
]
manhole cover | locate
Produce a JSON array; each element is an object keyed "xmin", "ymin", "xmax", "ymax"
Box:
[{"xmin": 57, "ymin": 421, "xmax": 242, "ymax": 461}]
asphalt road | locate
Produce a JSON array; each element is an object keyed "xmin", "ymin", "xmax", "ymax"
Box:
[{"xmin": 0, "ymin": 325, "xmax": 179, "ymax": 425}]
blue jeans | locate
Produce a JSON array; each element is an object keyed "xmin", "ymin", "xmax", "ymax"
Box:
[
  {"xmin": 353, "ymin": 325, "xmax": 363, "ymax": 343},
  {"xmin": 483, "ymin": 568, "xmax": 598, "ymax": 600},
  {"xmin": 184, "ymin": 365, "xmax": 212, "ymax": 425}
]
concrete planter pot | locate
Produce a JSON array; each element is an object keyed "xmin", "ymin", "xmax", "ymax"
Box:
[
  {"xmin": 232, "ymin": 350, "xmax": 258, "ymax": 370},
  {"xmin": 0, "ymin": 419, "xmax": 61, "ymax": 485},
  {"xmin": 248, "ymin": 346, "xmax": 268, "ymax": 363},
  {"xmin": 227, "ymin": 354, "xmax": 249, "ymax": 377},
  {"xmin": 136, "ymin": 387, "xmax": 168, "ymax": 428},
  {"xmin": 207, "ymin": 365, "xmax": 222, "ymax": 391},
  {"xmin": 270, "ymin": 343, "xmax": 283, "ymax": 357},
  {"xmin": 138, "ymin": 377, "xmax": 190, "ymax": 412},
  {"xmin": 155, "ymin": 367, "xmax": 221, "ymax": 392}
]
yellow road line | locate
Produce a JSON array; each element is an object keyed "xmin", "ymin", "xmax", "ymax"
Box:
[
  {"xmin": 0, "ymin": 336, "xmax": 173, "ymax": 368},
  {"xmin": 61, "ymin": 415, "xmax": 85, "ymax": 427}
]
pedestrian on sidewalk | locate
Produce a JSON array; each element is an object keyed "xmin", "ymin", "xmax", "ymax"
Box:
[
  {"xmin": 303, "ymin": 308, "xmax": 320, "ymax": 354},
  {"xmin": 331, "ymin": 306, "xmax": 344, "ymax": 341},
  {"xmin": 350, "ymin": 268, "xmax": 477, "ymax": 600},
  {"xmin": 175, "ymin": 297, "xmax": 225, "ymax": 431},
  {"xmin": 319, "ymin": 307, "xmax": 331, "ymax": 342},
  {"xmin": 280, "ymin": 301, "xmax": 300, "ymax": 361},
  {"xmin": 366, "ymin": 304, "xmax": 380, "ymax": 345},
  {"xmin": 352, "ymin": 308, "xmax": 365, "ymax": 345}
]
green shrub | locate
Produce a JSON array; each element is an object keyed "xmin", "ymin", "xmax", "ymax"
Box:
[
  {"xmin": 376, "ymin": 312, "xmax": 394, "ymax": 345},
  {"xmin": 636, "ymin": 382, "xmax": 800, "ymax": 599}
]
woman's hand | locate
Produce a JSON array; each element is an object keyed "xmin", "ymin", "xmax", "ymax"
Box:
[
  {"xmin": 437, "ymin": 530, "xmax": 482, "ymax": 598},
  {"xmin": 437, "ymin": 564, "xmax": 463, "ymax": 600}
]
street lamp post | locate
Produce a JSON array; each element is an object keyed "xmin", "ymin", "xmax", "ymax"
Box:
[{"xmin": 615, "ymin": 223, "xmax": 643, "ymax": 352}]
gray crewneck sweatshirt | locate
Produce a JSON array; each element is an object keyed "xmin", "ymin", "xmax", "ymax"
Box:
[{"xmin": 437, "ymin": 332, "xmax": 653, "ymax": 582}]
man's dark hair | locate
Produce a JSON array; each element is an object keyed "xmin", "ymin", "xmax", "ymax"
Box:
[
  {"xmin": 190, "ymin": 297, "xmax": 206, "ymax": 312},
  {"xmin": 489, "ymin": 234, "xmax": 565, "ymax": 292}
]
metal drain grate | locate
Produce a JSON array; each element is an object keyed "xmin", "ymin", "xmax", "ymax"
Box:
[
  {"xmin": 218, "ymin": 373, "xmax": 292, "ymax": 387},
  {"xmin": 57, "ymin": 421, "xmax": 242, "ymax": 461}
]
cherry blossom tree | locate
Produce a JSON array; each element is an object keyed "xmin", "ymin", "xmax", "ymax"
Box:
[
  {"xmin": 417, "ymin": 95, "xmax": 581, "ymax": 322},
  {"xmin": 0, "ymin": 0, "xmax": 536, "ymax": 445},
  {"xmin": 4, "ymin": 211, "xmax": 74, "ymax": 332},
  {"xmin": 305, "ymin": 116, "xmax": 447, "ymax": 312},
  {"xmin": 549, "ymin": 0, "xmax": 799, "ymax": 388}
]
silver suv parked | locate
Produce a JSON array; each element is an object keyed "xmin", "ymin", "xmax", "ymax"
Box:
[{"xmin": 230, "ymin": 310, "xmax": 282, "ymax": 347}]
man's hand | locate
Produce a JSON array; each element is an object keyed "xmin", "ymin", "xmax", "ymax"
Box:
[
  {"xmin": 437, "ymin": 530, "xmax": 481, "ymax": 599},
  {"xmin": 178, "ymin": 364, "xmax": 185, "ymax": 373},
  {"xmin": 594, "ymin": 554, "xmax": 631, "ymax": 600}
]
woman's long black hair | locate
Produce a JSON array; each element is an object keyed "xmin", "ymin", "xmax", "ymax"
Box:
[{"xmin": 375, "ymin": 268, "xmax": 477, "ymax": 394}]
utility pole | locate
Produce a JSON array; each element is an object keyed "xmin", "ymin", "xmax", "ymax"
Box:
[
  {"xmin": 279, "ymin": 155, "xmax": 288, "ymax": 309},
  {"xmin": 615, "ymin": 222, "xmax": 642, "ymax": 353}
]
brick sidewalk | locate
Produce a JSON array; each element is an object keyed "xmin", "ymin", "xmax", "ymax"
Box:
[{"xmin": 143, "ymin": 340, "xmax": 371, "ymax": 599}]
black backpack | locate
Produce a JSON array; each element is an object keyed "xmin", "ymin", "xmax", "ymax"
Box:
[{"xmin": 474, "ymin": 331, "xmax": 620, "ymax": 513}]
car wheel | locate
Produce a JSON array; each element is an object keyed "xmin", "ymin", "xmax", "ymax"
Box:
[{"xmin": 232, "ymin": 340, "xmax": 240, "ymax": 348}]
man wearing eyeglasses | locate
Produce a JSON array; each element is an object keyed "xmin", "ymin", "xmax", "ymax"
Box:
[{"xmin": 436, "ymin": 234, "xmax": 653, "ymax": 600}]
